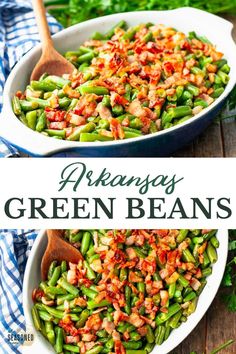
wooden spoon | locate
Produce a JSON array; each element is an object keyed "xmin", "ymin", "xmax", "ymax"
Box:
[
  {"xmin": 41, "ymin": 229, "xmax": 83, "ymax": 280},
  {"xmin": 31, "ymin": 0, "xmax": 75, "ymax": 81}
]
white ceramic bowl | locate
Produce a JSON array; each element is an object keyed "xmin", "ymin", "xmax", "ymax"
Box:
[
  {"xmin": 22, "ymin": 229, "xmax": 228, "ymax": 354},
  {"xmin": 1, "ymin": 8, "xmax": 236, "ymax": 156}
]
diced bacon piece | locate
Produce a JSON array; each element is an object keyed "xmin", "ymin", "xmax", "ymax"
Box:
[
  {"xmin": 125, "ymin": 235, "xmax": 136, "ymax": 245},
  {"xmin": 160, "ymin": 290, "xmax": 169, "ymax": 307},
  {"xmin": 126, "ymin": 247, "xmax": 137, "ymax": 260},
  {"xmin": 82, "ymin": 333, "xmax": 96, "ymax": 342},
  {"xmin": 66, "ymin": 336, "xmax": 80, "ymax": 344},
  {"xmin": 69, "ymin": 114, "xmax": 86, "ymax": 126},
  {"xmin": 129, "ymin": 271, "xmax": 143, "ymax": 283},
  {"xmin": 190, "ymin": 277, "xmax": 202, "ymax": 291},
  {"xmin": 49, "ymin": 121, "xmax": 67, "ymax": 130},
  {"xmin": 90, "ymin": 259, "xmax": 103, "ymax": 273},
  {"xmin": 67, "ymin": 269, "xmax": 77, "ymax": 285},
  {"xmin": 96, "ymin": 102, "xmax": 112, "ymax": 119},
  {"xmin": 102, "ymin": 318, "xmax": 115, "ymax": 334},
  {"xmin": 128, "ymin": 313, "xmax": 145, "ymax": 327}
]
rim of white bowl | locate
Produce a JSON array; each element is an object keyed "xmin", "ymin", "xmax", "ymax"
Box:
[
  {"xmin": 22, "ymin": 229, "xmax": 228, "ymax": 354},
  {"xmin": 1, "ymin": 8, "xmax": 236, "ymax": 155}
]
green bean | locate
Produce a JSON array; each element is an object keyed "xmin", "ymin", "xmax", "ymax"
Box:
[
  {"xmin": 54, "ymin": 327, "xmax": 63, "ymax": 353},
  {"xmin": 211, "ymin": 87, "xmax": 224, "ymax": 98},
  {"xmin": 79, "ymin": 132, "xmax": 113, "ymax": 142},
  {"xmin": 168, "ymin": 282, "xmax": 176, "ymax": 299},
  {"xmin": 75, "ymin": 309, "xmax": 90, "ymax": 328},
  {"xmin": 31, "ymin": 80, "xmax": 57, "ymax": 91},
  {"xmin": 186, "ymin": 83, "xmax": 200, "ymax": 96},
  {"xmin": 36, "ymin": 111, "xmax": 46, "ymax": 132},
  {"xmin": 48, "ymin": 266, "xmax": 61, "ymax": 287},
  {"xmin": 156, "ymin": 303, "xmax": 181, "ymax": 325},
  {"xmin": 210, "ymin": 236, "xmax": 219, "ymax": 248},
  {"xmin": 56, "ymin": 293, "xmax": 74, "ymax": 306},
  {"xmin": 57, "ymin": 278, "xmax": 79, "ymax": 296},
  {"xmin": 78, "ymin": 85, "xmax": 109, "ymax": 95},
  {"xmin": 81, "ymin": 285, "xmax": 98, "ymax": 299},
  {"xmin": 31, "ymin": 306, "xmax": 42, "ymax": 331},
  {"xmin": 46, "ymin": 286, "xmax": 67, "ymax": 296},
  {"xmin": 105, "ymin": 20, "xmax": 126, "ymax": 39},
  {"xmin": 178, "ymin": 274, "xmax": 189, "ymax": 287},
  {"xmin": 122, "ymin": 341, "xmax": 142, "ymax": 349},
  {"xmin": 124, "ymin": 285, "xmax": 131, "ymax": 315},
  {"xmin": 123, "ymin": 27, "xmax": 138, "ymax": 41},
  {"xmin": 102, "ymin": 95, "xmax": 111, "ymax": 107},
  {"xmin": 146, "ymin": 325, "xmax": 155, "ymax": 343},
  {"xmin": 126, "ymin": 351, "xmax": 146, "ymax": 354},
  {"xmin": 38, "ymin": 311, "xmax": 54, "ymax": 322},
  {"xmin": 105, "ymin": 338, "xmax": 114, "ymax": 350},
  {"xmin": 167, "ymin": 106, "xmax": 192, "ymax": 119},
  {"xmin": 201, "ymin": 267, "xmax": 212, "ymax": 277},
  {"xmin": 169, "ymin": 310, "xmax": 183, "ymax": 328},
  {"xmin": 26, "ymin": 110, "xmax": 37, "ymax": 130},
  {"xmin": 67, "ymin": 122, "xmax": 96, "ymax": 141},
  {"xmin": 44, "ymin": 75, "xmax": 70, "ymax": 88},
  {"xmin": 207, "ymin": 243, "xmax": 218, "ymax": 263},
  {"xmin": 184, "ymin": 291, "xmax": 197, "ymax": 302},
  {"xmin": 84, "ymin": 260, "xmax": 96, "ymax": 280},
  {"xmin": 182, "ymin": 249, "xmax": 196, "ymax": 263},
  {"xmin": 26, "ymin": 96, "xmax": 50, "ymax": 108},
  {"xmin": 80, "ymin": 231, "xmax": 91, "ymax": 255},
  {"xmin": 176, "ymin": 229, "xmax": 189, "ymax": 243},
  {"xmin": 155, "ymin": 325, "xmax": 166, "ymax": 345},
  {"xmin": 129, "ymin": 331, "xmax": 141, "ymax": 341},
  {"xmin": 86, "ymin": 345, "xmax": 103, "ymax": 354},
  {"xmin": 77, "ymin": 51, "xmax": 94, "ymax": 63},
  {"xmin": 87, "ymin": 299, "xmax": 110, "ymax": 310},
  {"xmin": 12, "ymin": 96, "xmax": 22, "ymax": 115},
  {"xmin": 63, "ymin": 344, "xmax": 80, "ymax": 352}
]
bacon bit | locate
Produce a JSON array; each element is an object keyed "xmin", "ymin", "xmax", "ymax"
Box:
[
  {"xmin": 74, "ymin": 297, "xmax": 87, "ymax": 307},
  {"xmin": 110, "ymin": 91, "xmax": 129, "ymax": 107},
  {"xmin": 114, "ymin": 340, "xmax": 126, "ymax": 354},
  {"xmin": 202, "ymin": 229, "xmax": 212, "ymax": 234},
  {"xmin": 126, "ymin": 247, "xmax": 137, "ymax": 260},
  {"xmin": 160, "ymin": 290, "xmax": 169, "ymax": 307},
  {"xmin": 165, "ymin": 271, "xmax": 179, "ymax": 285},
  {"xmin": 102, "ymin": 318, "xmax": 115, "ymax": 334},
  {"xmin": 137, "ymin": 326, "xmax": 148, "ymax": 336},
  {"xmin": 59, "ymin": 319, "xmax": 79, "ymax": 337},
  {"xmin": 68, "ymin": 113, "xmax": 86, "ymax": 126},
  {"xmin": 85, "ymin": 313, "xmax": 102, "ymax": 331},
  {"xmin": 66, "ymin": 336, "xmax": 80, "ymax": 344},
  {"xmin": 123, "ymin": 330, "xmax": 130, "ymax": 341},
  {"xmin": 45, "ymin": 108, "xmax": 66, "ymax": 122},
  {"xmin": 200, "ymin": 93, "xmax": 214, "ymax": 105},
  {"xmin": 78, "ymin": 341, "xmax": 86, "ymax": 354},
  {"xmin": 110, "ymin": 118, "xmax": 125, "ymax": 140},
  {"xmin": 192, "ymin": 106, "xmax": 203, "ymax": 116},
  {"xmin": 129, "ymin": 271, "xmax": 143, "ymax": 283},
  {"xmin": 198, "ymin": 241, "xmax": 207, "ymax": 255},
  {"xmin": 190, "ymin": 277, "xmax": 201, "ymax": 291},
  {"xmin": 90, "ymin": 259, "xmax": 103, "ymax": 273},
  {"xmin": 67, "ymin": 269, "xmax": 77, "ymax": 285},
  {"xmin": 82, "ymin": 333, "xmax": 96, "ymax": 342},
  {"xmin": 63, "ymin": 84, "xmax": 81, "ymax": 98},
  {"xmin": 125, "ymin": 235, "xmax": 136, "ymax": 246},
  {"xmin": 49, "ymin": 121, "xmax": 67, "ymax": 130},
  {"xmin": 96, "ymin": 102, "xmax": 112, "ymax": 119},
  {"xmin": 85, "ymin": 342, "xmax": 96, "ymax": 351},
  {"xmin": 128, "ymin": 313, "xmax": 145, "ymax": 327}
]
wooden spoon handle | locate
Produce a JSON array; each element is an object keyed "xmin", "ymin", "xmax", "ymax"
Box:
[{"xmin": 32, "ymin": 0, "xmax": 53, "ymax": 51}]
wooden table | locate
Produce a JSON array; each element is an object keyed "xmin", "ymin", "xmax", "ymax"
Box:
[
  {"xmin": 172, "ymin": 288, "xmax": 236, "ymax": 354},
  {"xmin": 174, "ymin": 14, "xmax": 236, "ymax": 158}
]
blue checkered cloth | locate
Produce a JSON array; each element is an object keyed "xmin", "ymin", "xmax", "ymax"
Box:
[
  {"xmin": 0, "ymin": 0, "xmax": 62, "ymax": 157},
  {"xmin": 0, "ymin": 229, "xmax": 38, "ymax": 354}
]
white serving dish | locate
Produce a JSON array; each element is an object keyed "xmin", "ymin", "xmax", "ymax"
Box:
[
  {"xmin": 22, "ymin": 229, "xmax": 228, "ymax": 354},
  {"xmin": 1, "ymin": 8, "xmax": 236, "ymax": 156}
]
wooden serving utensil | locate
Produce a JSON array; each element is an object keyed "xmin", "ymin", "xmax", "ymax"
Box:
[
  {"xmin": 41, "ymin": 229, "xmax": 83, "ymax": 280},
  {"xmin": 30, "ymin": 0, "xmax": 75, "ymax": 81}
]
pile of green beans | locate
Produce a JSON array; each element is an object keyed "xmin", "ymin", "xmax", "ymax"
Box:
[
  {"xmin": 31, "ymin": 229, "xmax": 219, "ymax": 354},
  {"xmin": 13, "ymin": 21, "xmax": 229, "ymax": 142}
]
